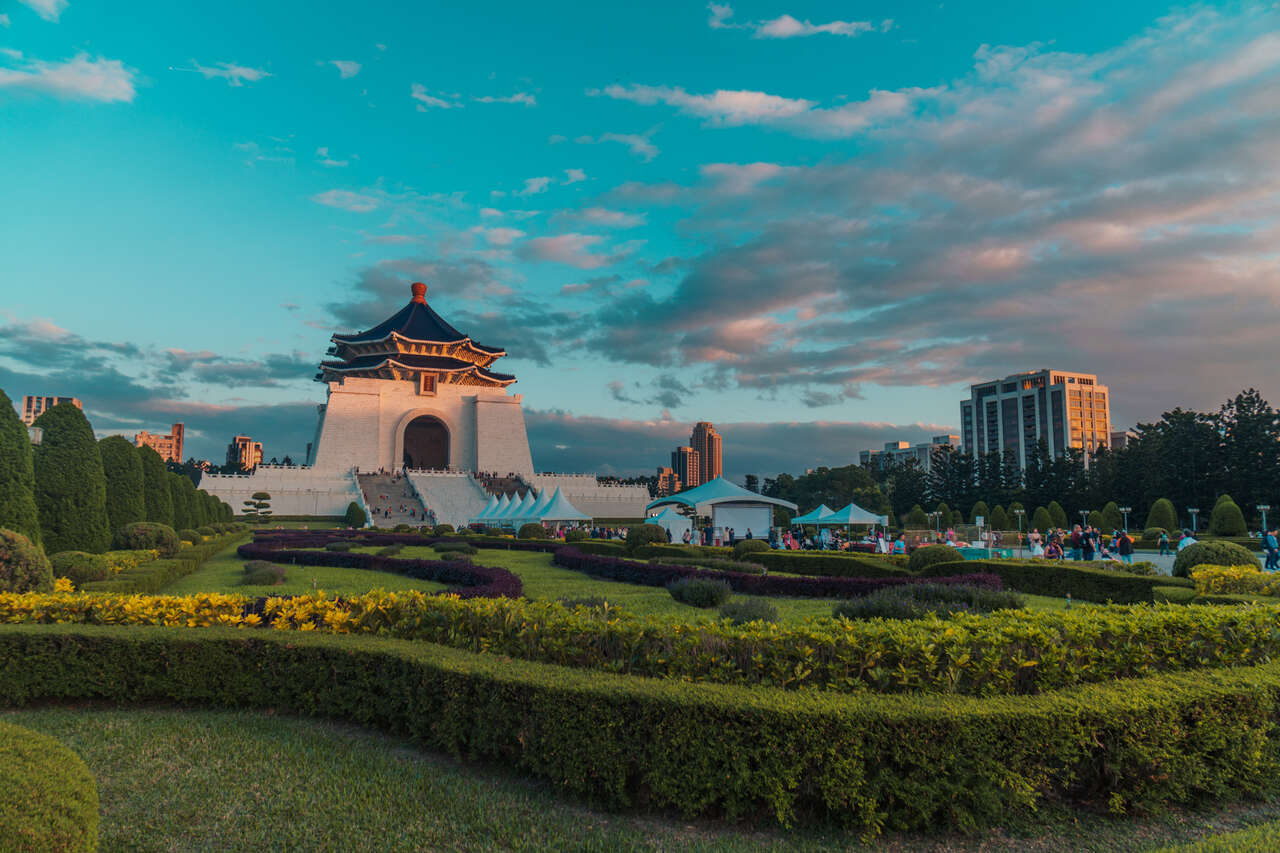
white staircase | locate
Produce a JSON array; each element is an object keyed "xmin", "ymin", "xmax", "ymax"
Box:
[
  {"xmin": 356, "ymin": 473, "xmax": 428, "ymax": 527},
  {"xmin": 406, "ymin": 471, "xmax": 491, "ymax": 528}
]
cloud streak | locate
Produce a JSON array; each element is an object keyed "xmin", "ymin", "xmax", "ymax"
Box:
[{"xmin": 0, "ymin": 53, "xmax": 136, "ymax": 102}]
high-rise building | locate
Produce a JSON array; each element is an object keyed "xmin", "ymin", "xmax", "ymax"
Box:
[
  {"xmin": 135, "ymin": 423, "xmax": 185, "ymax": 463},
  {"xmin": 671, "ymin": 446, "xmax": 701, "ymax": 490},
  {"xmin": 227, "ymin": 435, "xmax": 264, "ymax": 471},
  {"xmin": 655, "ymin": 466, "xmax": 682, "ymax": 497},
  {"xmin": 860, "ymin": 435, "xmax": 960, "ymax": 471},
  {"xmin": 690, "ymin": 421, "xmax": 722, "ymax": 483},
  {"xmin": 960, "ymin": 369, "xmax": 1112, "ymax": 466},
  {"xmin": 20, "ymin": 395, "xmax": 81, "ymax": 425}
]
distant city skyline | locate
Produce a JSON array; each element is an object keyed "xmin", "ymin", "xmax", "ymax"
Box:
[{"xmin": 3, "ymin": 1, "xmax": 1277, "ymax": 477}]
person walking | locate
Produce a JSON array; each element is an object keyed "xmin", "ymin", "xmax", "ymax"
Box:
[
  {"xmin": 1117, "ymin": 530, "xmax": 1134, "ymax": 564},
  {"xmin": 1082, "ymin": 526, "xmax": 1096, "ymax": 561},
  {"xmin": 1158, "ymin": 531, "xmax": 1170, "ymax": 556},
  {"xmin": 1265, "ymin": 528, "xmax": 1279, "ymax": 572},
  {"xmin": 1069, "ymin": 525, "xmax": 1083, "ymax": 561}
]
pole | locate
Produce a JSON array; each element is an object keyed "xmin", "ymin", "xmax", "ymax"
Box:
[{"xmin": 1119, "ymin": 506, "xmax": 1131, "ymax": 532}]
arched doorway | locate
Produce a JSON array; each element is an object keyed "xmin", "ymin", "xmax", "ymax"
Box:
[{"xmin": 403, "ymin": 416, "xmax": 450, "ymax": 469}]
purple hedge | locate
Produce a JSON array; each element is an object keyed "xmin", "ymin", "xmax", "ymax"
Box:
[{"xmin": 551, "ymin": 547, "xmax": 1002, "ymax": 599}]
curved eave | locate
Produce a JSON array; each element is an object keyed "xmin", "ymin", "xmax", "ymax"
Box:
[
  {"xmin": 331, "ymin": 331, "xmax": 505, "ymax": 359},
  {"xmin": 317, "ymin": 357, "xmax": 515, "ymax": 386}
]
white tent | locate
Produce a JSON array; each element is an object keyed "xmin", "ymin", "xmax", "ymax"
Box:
[
  {"xmin": 483, "ymin": 493, "xmax": 511, "ymax": 526},
  {"xmin": 534, "ymin": 487, "xmax": 591, "ymax": 522},
  {"xmin": 473, "ymin": 494, "xmax": 498, "ymax": 523},
  {"xmin": 644, "ymin": 505, "xmax": 690, "ymax": 541},
  {"xmin": 527, "ymin": 488, "xmax": 554, "ymax": 519},
  {"xmin": 504, "ymin": 492, "xmax": 534, "ymax": 523}
]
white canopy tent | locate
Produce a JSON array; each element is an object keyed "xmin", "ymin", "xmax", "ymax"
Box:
[{"xmin": 643, "ymin": 505, "xmax": 691, "ymax": 541}]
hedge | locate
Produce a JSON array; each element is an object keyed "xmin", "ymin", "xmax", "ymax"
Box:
[
  {"xmin": 32, "ymin": 403, "xmax": 111, "ymax": 555},
  {"xmin": 552, "ymin": 547, "xmax": 1000, "ymax": 600},
  {"xmin": 0, "ymin": 718, "xmax": 99, "ymax": 852},
  {"xmin": 0, "ymin": 388, "xmax": 41, "ymax": 545},
  {"xmin": 8, "ymin": 625, "xmax": 1280, "ymax": 835},
  {"xmin": 757, "ymin": 551, "xmax": 910, "ymax": 578},
  {"xmin": 98, "ymin": 435, "xmax": 145, "ymax": 535},
  {"xmin": 918, "ymin": 558, "xmax": 1193, "ymax": 603},
  {"xmin": 82, "ymin": 532, "xmax": 248, "ymax": 594}
]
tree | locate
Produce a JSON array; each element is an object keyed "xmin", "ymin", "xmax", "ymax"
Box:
[
  {"xmin": 168, "ymin": 474, "xmax": 190, "ymax": 530},
  {"xmin": 935, "ymin": 501, "xmax": 954, "ymax": 529},
  {"xmin": 969, "ymin": 500, "xmax": 990, "ymax": 525},
  {"xmin": 137, "ymin": 445, "xmax": 173, "ymax": 526},
  {"xmin": 1047, "ymin": 500, "xmax": 1068, "ymax": 529},
  {"xmin": 32, "ymin": 403, "xmax": 111, "ymax": 554},
  {"xmin": 1099, "ymin": 501, "xmax": 1123, "ymax": 531},
  {"xmin": 743, "ymin": 474, "xmax": 759, "ymax": 493},
  {"xmin": 905, "ymin": 504, "xmax": 929, "ymax": 527},
  {"xmin": 989, "ymin": 505, "xmax": 1009, "ymax": 531},
  {"xmin": 1209, "ymin": 496, "xmax": 1247, "ymax": 536},
  {"xmin": 98, "ymin": 436, "xmax": 145, "ymax": 535},
  {"xmin": 1087, "ymin": 509, "xmax": 1104, "ymax": 528},
  {"xmin": 883, "ymin": 459, "xmax": 928, "ymax": 522},
  {"xmin": 242, "ymin": 491, "xmax": 272, "ymax": 522},
  {"xmin": 0, "ymin": 387, "xmax": 41, "ymax": 544},
  {"xmin": 1031, "ymin": 506, "xmax": 1053, "ymax": 532},
  {"xmin": 1144, "ymin": 498, "xmax": 1178, "ymax": 533},
  {"xmin": 344, "ymin": 501, "xmax": 367, "ymax": 528},
  {"xmin": 1217, "ymin": 390, "xmax": 1280, "ymax": 514}
]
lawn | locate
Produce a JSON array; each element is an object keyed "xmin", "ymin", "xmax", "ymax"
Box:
[
  {"xmin": 162, "ymin": 548, "xmax": 448, "ymax": 597},
  {"xmin": 10, "ymin": 705, "xmax": 1280, "ymax": 852}
]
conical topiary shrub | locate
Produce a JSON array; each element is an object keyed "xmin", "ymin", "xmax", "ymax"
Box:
[
  {"xmin": 32, "ymin": 403, "xmax": 110, "ymax": 554},
  {"xmin": 0, "ymin": 388, "xmax": 41, "ymax": 545}
]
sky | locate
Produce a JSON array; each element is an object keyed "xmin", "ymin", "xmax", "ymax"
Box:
[{"xmin": 2, "ymin": 0, "xmax": 1278, "ymax": 479}]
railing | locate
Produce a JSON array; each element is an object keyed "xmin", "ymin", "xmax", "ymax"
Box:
[{"xmin": 349, "ymin": 470, "xmax": 374, "ymax": 528}]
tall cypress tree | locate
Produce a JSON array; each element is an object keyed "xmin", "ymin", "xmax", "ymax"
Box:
[
  {"xmin": 137, "ymin": 445, "xmax": 173, "ymax": 526},
  {"xmin": 98, "ymin": 436, "xmax": 145, "ymax": 535},
  {"xmin": 183, "ymin": 478, "xmax": 203, "ymax": 527},
  {"xmin": 32, "ymin": 403, "xmax": 111, "ymax": 554},
  {"xmin": 168, "ymin": 473, "xmax": 191, "ymax": 530},
  {"xmin": 0, "ymin": 388, "xmax": 41, "ymax": 545}
]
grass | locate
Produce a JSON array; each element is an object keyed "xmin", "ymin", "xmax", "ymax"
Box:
[
  {"xmin": 11, "ymin": 705, "xmax": 1280, "ymax": 852},
  {"xmin": 162, "ymin": 547, "xmax": 447, "ymax": 597}
]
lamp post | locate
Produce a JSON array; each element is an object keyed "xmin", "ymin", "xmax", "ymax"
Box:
[
  {"xmin": 1013, "ymin": 508, "xmax": 1025, "ymax": 558},
  {"xmin": 1188, "ymin": 507, "xmax": 1200, "ymax": 533},
  {"xmin": 1259, "ymin": 505, "xmax": 1271, "ymax": 533},
  {"xmin": 928, "ymin": 511, "xmax": 941, "ymax": 536},
  {"xmin": 1079, "ymin": 510, "xmax": 1089, "ymax": 528},
  {"xmin": 1119, "ymin": 506, "xmax": 1131, "ymax": 532}
]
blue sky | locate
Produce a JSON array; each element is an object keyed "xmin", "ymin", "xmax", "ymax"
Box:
[{"xmin": 2, "ymin": 0, "xmax": 1278, "ymax": 477}]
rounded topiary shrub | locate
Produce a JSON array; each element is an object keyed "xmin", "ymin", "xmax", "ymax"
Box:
[
  {"xmin": 434, "ymin": 524, "xmax": 455, "ymax": 535},
  {"xmin": 178, "ymin": 528, "xmax": 201, "ymax": 545},
  {"xmin": 0, "ymin": 528, "xmax": 53, "ymax": 593},
  {"xmin": 1172, "ymin": 540, "xmax": 1258, "ymax": 578},
  {"xmin": 49, "ymin": 551, "xmax": 111, "ymax": 588},
  {"xmin": 434, "ymin": 542, "xmax": 477, "ymax": 555},
  {"xmin": 732, "ymin": 539, "xmax": 770, "ymax": 560},
  {"xmin": 1143, "ymin": 527, "xmax": 1169, "ymax": 542},
  {"xmin": 0, "ymin": 720, "xmax": 99, "ymax": 852},
  {"xmin": 626, "ymin": 523, "xmax": 669, "ymax": 552},
  {"xmin": 197, "ymin": 525, "xmax": 215, "ymax": 537},
  {"xmin": 1209, "ymin": 498, "xmax": 1248, "ymax": 537},
  {"xmin": 908, "ymin": 544, "xmax": 961, "ymax": 574},
  {"xmin": 719, "ymin": 598, "xmax": 778, "ymax": 625},
  {"xmin": 667, "ymin": 577, "xmax": 732, "ymax": 608},
  {"xmin": 518, "ymin": 523, "xmax": 548, "ymax": 540},
  {"xmin": 344, "ymin": 501, "xmax": 367, "ymax": 528},
  {"xmin": 393, "ymin": 523, "xmax": 412, "ymax": 533},
  {"xmin": 240, "ymin": 560, "xmax": 286, "ymax": 586},
  {"xmin": 324, "ymin": 542, "xmax": 353, "ymax": 553},
  {"xmin": 564, "ymin": 529, "xmax": 589, "ymax": 542},
  {"xmin": 113, "ymin": 521, "xmax": 181, "ymax": 558}
]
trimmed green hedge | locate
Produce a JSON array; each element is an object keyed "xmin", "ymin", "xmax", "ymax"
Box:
[
  {"xmin": 81, "ymin": 532, "xmax": 248, "ymax": 594},
  {"xmin": 6, "ymin": 624, "xmax": 1280, "ymax": 836},
  {"xmin": 919, "ymin": 558, "xmax": 1193, "ymax": 603},
  {"xmin": 0, "ymin": 718, "xmax": 99, "ymax": 852},
  {"xmin": 757, "ymin": 551, "xmax": 912, "ymax": 579}
]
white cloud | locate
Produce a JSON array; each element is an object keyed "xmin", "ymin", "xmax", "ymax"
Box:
[
  {"xmin": 519, "ymin": 233, "xmax": 613, "ymax": 268},
  {"xmin": 699, "ymin": 162, "xmax": 788, "ymax": 194},
  {"xmin": 571, "ymin": 207, "xmax": 646, "ymax": 227},
  {"xmin": 326, "ymin": 60, "xmax": 362, "ymax": 79},
  {"xmin": 516, "ymin": 176, "xmax": 551, "ymax": 196},
  {"xmin": 0, "ymin": 53, "xmax": 136, "ymax": 102},
  {"xmin": 474, "ymin": 92, "xmax": 536, "ymax": 105},
  {"xmin": 310, "ymin": 189, "xmax": 381, "ymax": 212},
  {"xmin": 755, "ymin": 14, "xmax": 874, "ymax": 38},
  {"xmin": 375, "ymin": 43, "xmax": 387, "ymax": 51},
  {"xmin": 470, "ymin": 226, "xmax": 525, "ymax": 246},
  {"xmin": 573, "ymin": 130, "xmax": 659, "ymax": 161},
  {"xmin": 18, "ymin": 0, "xmax": 67, "ymax": 22},
  {"xmin": 479, "ymin": 207, "xmax": 503, "ymax": 217},
  {"xmin": 411, "ymin": 83, "xmax": 458, "ymax": 109},
  {"xmin": 707, "ymin": 3, "xmax": 736, "ymax": 29},
  {"xmin": 177, "ymin": 61, "xmax": 272, "ymax": 87},
  {"xmin": 563, "ymin": 168, "xmax": 587, "ymax": 184},
  {"xmin": 315, "ymin": 146, "xmax": 350, "ymax": 167}
]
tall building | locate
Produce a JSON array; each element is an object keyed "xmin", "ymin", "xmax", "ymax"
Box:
[
  {"xmin": 671, "ymin": 446, "xmax": 701, "ymax": 490},
  {"xmin": 227, "ymin": 435, "xmax": 264, "ymax": 471},
  {"xmin": 135, "ymin": 423, "xmax": 185, "ymax": 463},
  {"xmin": 960, "ymin": 369, "xmax": 1112, "ymax": 466},
  {"xmin": 690, "ymin": 421, "xmax": 722, "ymax": 484},
  {"xmin": 20, "ymin": 395, "xmax": 81, "ymax": 425},
  {"xmin": 860, "ymin": 435, "xmax": 960, "ymax": 471},
  {"xmin": 655, "ymin": 466, "xmax": 682, "ymax": 497}
]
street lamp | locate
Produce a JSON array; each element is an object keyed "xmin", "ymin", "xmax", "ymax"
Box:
[
  {"xmin": 1079, "ymin": 510, "xmax": 1089, "ymax": 528},
  {"xmin": 1188, "ymin": 507, "xmax": 1200, "ymax": 533},
  {"xmin": 1013, "ymin": 508, "xmax": 1026, "ymax": 558},
  {"xmin": 928, "ymin": 511, "xmax": 941, "ymax": 536},
  {"xmin": 1259, "ymin": 505, "xmax": 1271, "ymax": 533},
  {"xmin": 1119, "ymin": 506, "xmax": 1132, "ymax": 532}
]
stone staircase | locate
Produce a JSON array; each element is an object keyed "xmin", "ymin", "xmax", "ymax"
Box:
[
  {"xmin": 406, "ymin": 472, "xmax": 491, "ymax": 528},
  {"xmin": 356, "ymin": 473, "xmax": 428, "ymax": 527}
]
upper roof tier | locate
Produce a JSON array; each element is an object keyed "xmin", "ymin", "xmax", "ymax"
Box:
[{"xmin": 331, "ymin": 281, "xmax": 504, "ymax": 355}]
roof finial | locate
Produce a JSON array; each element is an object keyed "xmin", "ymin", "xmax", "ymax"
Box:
[{"xmin": 410, "ymin": 282, "xmax": 427, "ymax": 303}]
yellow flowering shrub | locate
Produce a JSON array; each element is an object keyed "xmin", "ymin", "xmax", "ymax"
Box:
[
  {"xmin": 102, "ymin": 550, "xmax": 160, "ymax": 576},
  {"xmin": 1191, "ymin": 564, "xmax": 1280, "ymax": 596},
  {"xmin": 53, "ymin": 578, "xmax": 75, "ymax": 593}
]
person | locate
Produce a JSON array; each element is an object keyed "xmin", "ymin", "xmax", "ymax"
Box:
[
  {"xmin": 682, "ymin": 528, "xmax": 691, "ymax": 545},
  {"xmin": 1116, "ymin": 530, "xmax": 1134, "ymax": 564},
  {"xmin": 666, "ymin": 526, "xmax": 672, "ymax": 543},
  {"xmin": 1177, "ymin": 529, "xmax": 1198, "ymax": 551},
  {"xmin": 1266, "ymin": 528, "xmax": 1279, "ymax": 572},
  {"xmin": 1045, "ymin": 536, "xmax": 1064, "ymax": 560},
  {"xmin": 1069, "ymin": 525, "xmax": 1083, "ymax": 561},
  {"xmin": 1158, "ymin": 530, "xmax": 1170, "ymax": 556},
  {"xmin": 746, "ymin": 528, "xmax": 753, "ymax": 540},
  {"xmin": 892, "ymin": 534, "xmax": 906, "ymax": 555},
  {"xmin": 1082, "ymin": 527, "xmax": 1096, "ymax": 561}
]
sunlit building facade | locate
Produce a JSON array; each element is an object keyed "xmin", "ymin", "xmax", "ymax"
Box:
[{"xmin": 960, "ymin": 370, "xmax": 1112, "ymax": 466}]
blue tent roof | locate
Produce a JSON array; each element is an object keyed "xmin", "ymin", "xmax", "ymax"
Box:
[
  {"xmin": 791, "ymin": 504, "xmax": 833, "ymax": 525},
  {"xmin": 646, "ymin": 476, "xmax": 797, "ymax": 513},
  {"xmin": 533, "ymin": 487, "xmax": 591, "ymax": 521},
  {"xmin": 820, "ymin": 501, "xmax": 888, "ymax": 526}
]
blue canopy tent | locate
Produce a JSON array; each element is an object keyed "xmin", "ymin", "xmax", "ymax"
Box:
[
  {"xmin": 791, "ymin": 504, "xmax": 833, "ymax": 525},
  {"xmin": 647, "ymin": 477, "xmax": 796, "ymax": 540}
]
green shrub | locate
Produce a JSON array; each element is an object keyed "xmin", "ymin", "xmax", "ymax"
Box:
[
  {"xmin": 564, "ymin": 529, "xmax": 589, "ymax": 542},
  {"xmin": 344, "ymin": 501, "xmax": 367, "ymax": 528},
  {"xmin": 0, "ymin": 388, "xmax": 41, "ymax": 545},
  {"xmin": 1100, "ymin": 501, "xmax": 1123, "ymax": 531},
  {"xmin": 833, "ymin": 583, "xmax": 1025, "ymax": 620},
  {"xmin": 1031, "ymin": 506, "xmax": 1053, "ymax": 533},
  {"xmin": 375, "ymin": 543, "xmax": 404, "ymax": 557},
  {"xmin": 325, "ymin": 542, "xmax": 353, "ymax": 553},
  {"xmin": 667, "ymin": 577, "xmax": 731, "ymax": 608},
  {"xmin": 49, "ymin": 551, "xmax": 110, "ymax": 587},
  {"xmin": 241, "ymin": 560, "xmax": 285, "ymax": 586},
  {"xmin": 908, "ymin": 544, "xmax": 962, "ymax": 573},
  {"xmin": 1172, "ymin": 540, "xmax": 1258, "ymax": 578},
  {"xmin": 969, "ymin": 501, "xmax": 989, "ymax": 524},
  {"xmin": 718, "ymin": 599, "xmax": 778, "ymax": 625},
  {"xmin": 32, "ymin": 403, "xmax": 111, "ymax": 554},
  {"xmin": 197, "ymin": 525, "xmax": 215, "ymax": 537},
  {"xmin": 1048, "ymin": 501, "xmax": 1068, "ymax": 529},
  {"xmin": 82, "ymin": 531, "xmax": 246, "ymax": 594},
  {"xmin": 434, "ymin": 542, "xmax": 477, "ymax": 556},
  {"xmin": 98, "ymin": 435, "xmax": 145, "ymax": 535},
  {"xmin": 732, "ymin": 539, "xmax": 770, "ymax": 560},
  {"xmin": 113, "ymin": 521, "xmax": 180, "ymax": 557},
  {"xmin": 434, "ymin": 524, "xmax": 455, "ymax": 534},
  {"xmin": 518, "ymin": 523, "xmax": 548, "ymax": 540},
  {"xmin": 179, "ymin": 528, "xmax": 201, "ymax": 544},
  {"xmin": 570, "ymin": 541, "xmax": 626, "ymax": 556},
  {"xmin": 905, "ymin": 504, "xmax": 929, "ymax": 527},
  {"xmin": 756, "ymin": 551, "xmax": 910, "ymax": 579},
  {"xmin": 557, "ymin": 596, "xmax": 611, "ymax": 611},
  {"xmin": 1146, "ymin": 498, "xmax": 1179, "ymax": 534},
  {"xmin": 653, "ymin": 556, "xmax": 765, "ymax": 575},
  {"xmin": 393, "ymin": 523, "xmax": 413, "ymax": 533},
  {"xmin": 989, "ymin": 505, "xmax": 1009, "ymax": 531},
  {"xmin": 439, "ymin": 551, "xmax": 471, "ymax": 562},
  {"xmin": 919, "ymin": 558, "xmax": 1193, "ymax": 603},
  {"xmin": 0, "ymin": 719, "xmax": 98, "ymax": 852},
  {"xmin": 626, "ymin": 523, "xmax": 669, "ymax": 552},
  {"xmin": 1143, "ymin": 527, "xmax": 1169, "ymax": 543},
  {"xmin": 0, "ymin": 528, "xmax": 53, "ymax": 593},
  {"xmin": 1209, "ymin": 498, "xmax": 1248, "ymax": 537}
]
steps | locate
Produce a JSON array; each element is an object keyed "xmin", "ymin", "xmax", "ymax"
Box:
[
  {"xmin": 356, "ymin": 473, "xmax": 428, "ymax": 528},
  {"xmin": 406, "ymin": 472, "xmax": 491, "ymax": 528}
]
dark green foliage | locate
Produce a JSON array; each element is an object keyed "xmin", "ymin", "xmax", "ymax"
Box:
[
  {"xmin": 1145, "ymin": 498, "xmax": 1179, "ymax": 534},
  {"xmin": 718, "ymin": 599, "xmax": 778, "ymax": 624},
  {"xmin": 756, "ymin": 551, "xmax": 910, "ymax": 578},
  {"xmin": 557, "ymin": 596, "xmax": 611, "ymax": 610},
  {"xmin": 1172, "ymin": 540, "xmax": 1259, "ymax": 578},
  {"xmin": 1143, "ymin": 527, "xmax": 1170, "ymax": 543},
  {"xmin": 833, "ymin": 583, "xmax": 1025, "ymax": 620},
  {"xmin": 325, "ymin": 542, "xmax": 352, "ymax": 552},
  {"xmin": 168, "ymin": 474, "xmax": 190, "ymax": 530},
  {"xmin": 433, "ymin": 542, "xmax": 478, "ymax": 556},
  {"xmin": 83, "ymin": 532, "xmax": 245, "ymax": 594},
  {"xmin": 731, "ymin": 539, "xmax": 769, "ymax": 560},
  {"xmin": 989, "ymin": 505, "xmax": 1009, "ymax": 531},
  {"xmin": 179, "ymin": 529, "xmax": 201, "ymax": 544},
  {"xmin": 518, "ymin": 523, "xmax": 548, "ymax": 539},
  {"xmin": 1047, "ymin": 501, "xmax": 1068, "ymax": 529},
  {"xmin": 1100, "ymin": 501, "xmax": 1123, "ymax": 531},
  {"xmin": 1087, "ymin": 509, "xmax": 1104, "ymax": 528},
  {"xmin": 920, "ymin": 558, "xmax": 1193, "ymax": 603},
  {"xmin": 0, "ymin": 719, "xmax": 98, "ymax": 852},
  {"xmin": 626, "ymin": 523, "xmax": 669, "ymax": 551},
  {"xmin": 969, "ymin": 500, "xmax": 990, "ymax": 524},
  {"xmin": 653, "ymin": 556, "xmax": 765, "ymax": 575},
  {"xmin": 344, "ymin": 501, "xmax": 367, "ymax": 528},
  {"xmin": 240, "ymin": 560, "xmax": 285, "ymax": 586},
  {"xmin": 112, "ymin": 521, "xmax": 180, "ymax": 557},
  {"xmin": 905, "ymin": 504, "xmax": 929, "ymax": 527},
  {"xmin": 49, "ymin": 551, "xmax": 110, "ymax": 587},
  {"xmin": 0, "ymin": 528, "xmax": 53, "ymax": 593},
  {"xmin": 908, "ymin": 544, "xmax": 961, "ymax": 573},
  {"xmin": 564, "ymin": 529, "xmax": 589, "ymax": 542},
  {"xmin": 136, "ymin": 445, "xmax": 173, "ymax": 527},
  {"xmin": 0, "ymin": 388, "xmax": 41, "ymax": 544},
  {"xmin": 667, "ymin": 577, "xmax": 731, "ymax": 608},
  {"xmin": 434, "ymin": 524, "xmax": 454, "ymax": 534},
  {"xmin": 567, "ymin": 541, "xmax": 626, "ymax": 556},
  {"xmin": 1209, "ymin": 497, "xmax": 1247, "ymax": 537},
  {"xmin": 31, "ymin": 404, "xmax": 110, "ymax": 554},
  {"xmin": 197, "ymin": 525, "xmax": 215, "ymax": 537},
  {"xmin": 1031, "ymin": 506, "xmax": 1053, "ymax": 532},
  {"xmin": 375, "ymin": 543, "xmax": 405, "ymax": 557},
  {"xmin": 935, "ymin": 501, "xmax": 954, "ymax": 528}
]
